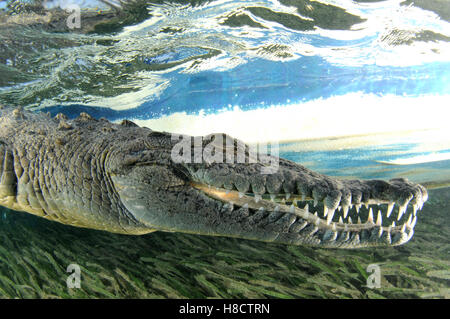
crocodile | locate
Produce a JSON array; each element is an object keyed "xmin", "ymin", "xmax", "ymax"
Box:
[{"xmin": 0, "ymin": 106, "xmax": 428, "ymax": 248}]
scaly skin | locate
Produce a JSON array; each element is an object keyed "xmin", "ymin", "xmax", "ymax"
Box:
[{"xmin": 0, "ymin": 106, "xmax": 428, "ymax": 248}]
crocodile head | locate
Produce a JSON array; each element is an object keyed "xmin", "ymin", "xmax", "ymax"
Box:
[{"xmin": 108, "ymin": 131, "xmax": 428, "ymax": 248}]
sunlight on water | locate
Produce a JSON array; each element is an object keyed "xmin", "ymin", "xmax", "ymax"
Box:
[
  {"xmin": 132, "ymin": 92, "xmax": 450, "ymax": 145},
  {"xmin": 378, "ymin": 152, "xmax": 450, "ymax": 165}
]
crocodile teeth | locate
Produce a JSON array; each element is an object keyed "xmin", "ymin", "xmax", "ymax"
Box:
[
  {"xmin": 406, "ymin": 214, "xmax": 412, "ymax": 227},
  {"xmin": 376, "ymin": 210, "xmax": 382, "ymax": 226},
  {"xmin": 391, "ymin": 221, "xmax": 396, "ymax": 228},
  {"xmin": 326, "ymin": 208, "xmax": 335, "ymax": 225},
  {"xmin": 313, "ymin": 199, "xmax": 318, "ymax": 207},
  {"xmin": 356, "ymin": 204, "xmax": 361, "ymax": 213},
  {"xmin": 401, "ymin": 223, "xmax": 406, "ymax": 233},
  {"xmin": 387, "ymin": 203, "xmax": 394, "ymax": 218},
  {"xmin": 364, "ymin": 203, "xmax": 369, "ymax": 209},
  {"xmin": 357, "ymin": 216, "xmax": 362, "ymax": 224},
  {"xmin": 343, "ymin": 205, "xmax": 349, "ymax": 218},
  {"xmin": 290, "ymin": 204, "xmax": 295, "ymax": 214},
  {"xmin": 339, "ymin": 216, "xmax": 343, "ymax": 224},
  {"xmin": 238, "ymin": 192, "xmax": 244, "ymax": 198},
  {"xmin": 404, "ymin": 197, "xmax": 412, "ymax": 209},
  {"xmin": 386, "ymin": 232, "xmax": 391, "ymax": 244},
  {"xmin": 331, "ymin": 231, "xmax": 338, "ymax": 241},
  {"xmin": 348, "ymin": 216, "xmax": 353, "ymax": 224},
  {"xmin": 397, "ymin": 204, "xmax": 406, "ymax": 221},
  {"xmin": 270, "ymin": 194, "xmax": 276, "ymax": 202},
  {"xmin": 367, "ymin": 208, "xmax": 374, "ymax": 223},
  {"xmin": 285, "ymin": 193, "xmax": 291, "ymax": 200},
  {"xmin": 254, "ymin": 194, "xmax": 262, "ymax": 203},
  {"xmin": 323, "ymin": 206, "xmax": 329, "ymax": 217},
  {"xmin": 304, "ymin": 203, "xmax": 309, "ymax": 212}
]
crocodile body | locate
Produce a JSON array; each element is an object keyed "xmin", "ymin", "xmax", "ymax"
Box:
[{"xmin": 0, "ymin": 106, "xmax": 428, "ymax": 248}]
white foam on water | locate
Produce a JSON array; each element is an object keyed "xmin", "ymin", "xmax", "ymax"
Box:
[
  {"xmin": 132, "ymin": 93, "xmax": 450, "ymax": 155},
  {"xmin": 377, "ymin": 152, "xmax": 450, "ymax": 165}
]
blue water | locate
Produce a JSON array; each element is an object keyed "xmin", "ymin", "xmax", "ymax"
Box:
[
  {"xmin": 280, "ymin": 142, "xmax": 450, "ymax": 181},
  {"xmin": 1, "ymin": 0, "xmax": 450, "ymax": 183},
  {"xmin": 118, "ymin": 59, "xmax": 450, "ymax": 119}
]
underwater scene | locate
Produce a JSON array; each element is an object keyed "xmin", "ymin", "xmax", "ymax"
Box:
[{"xmin": 0, "ymin": 0, "xmax": 449, "ymax": 299}]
